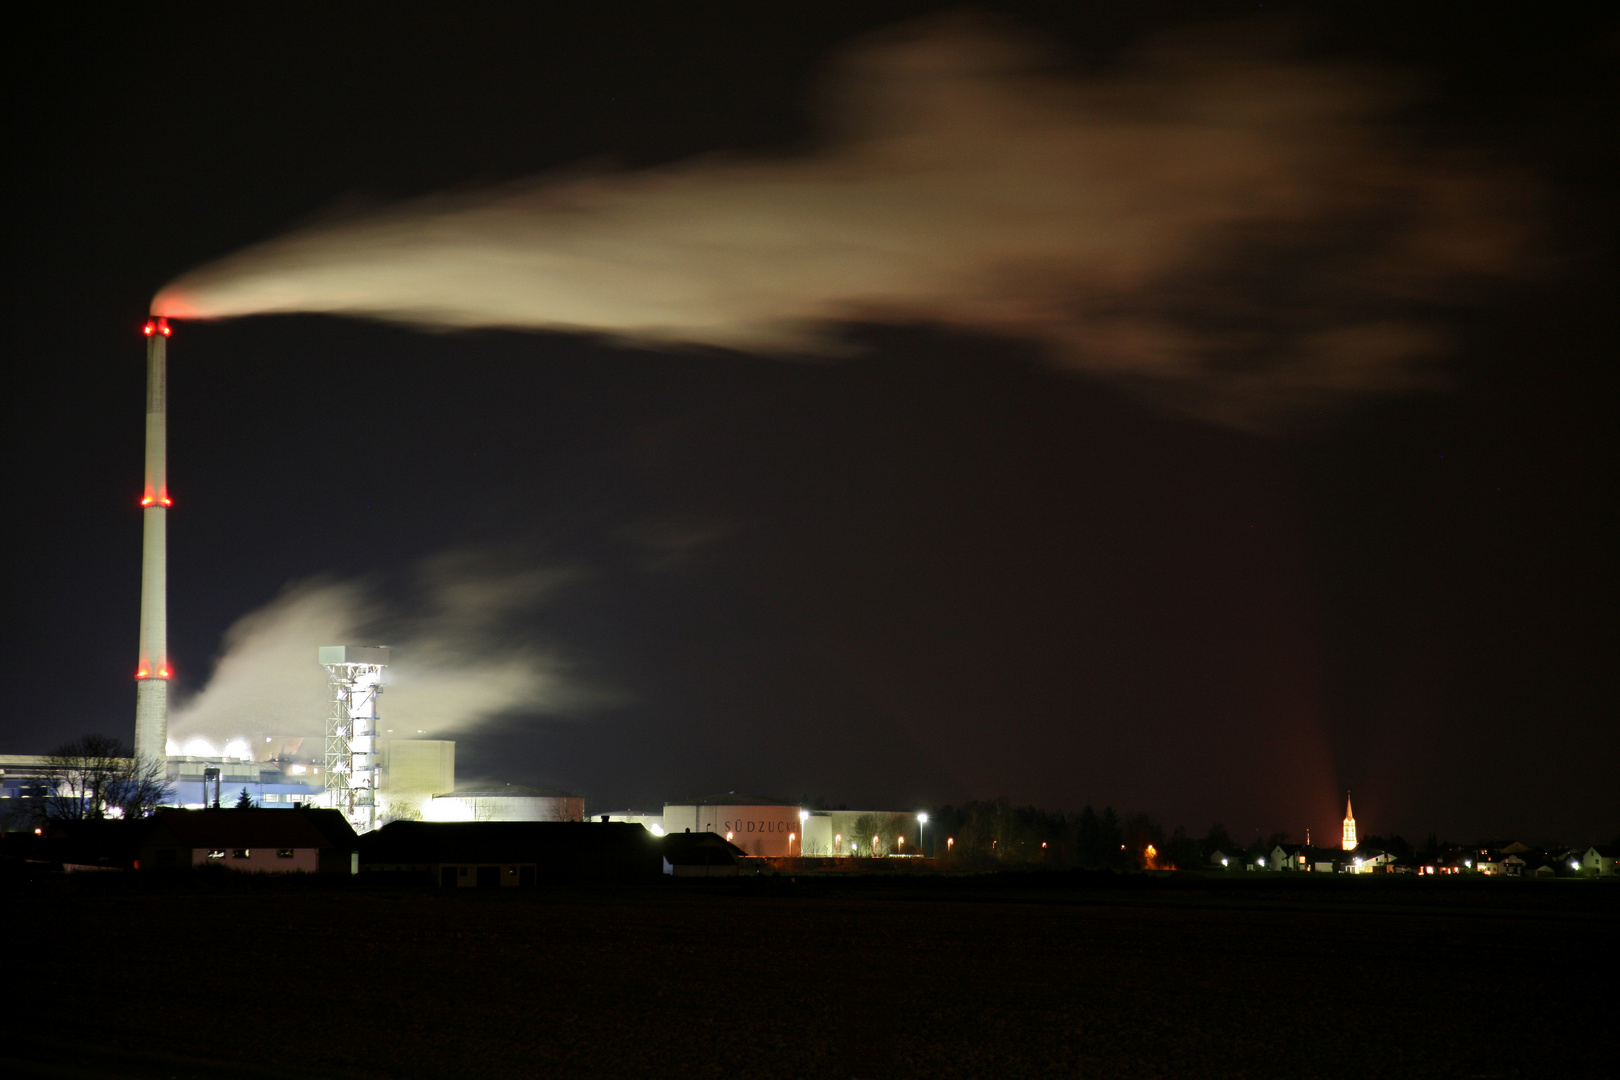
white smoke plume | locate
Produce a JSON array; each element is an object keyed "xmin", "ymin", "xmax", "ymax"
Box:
[
  {"xmin": 169, "ymin": 555, "xmax": 594, "ymax": 747},
  {"xmin": 154, "ymin": 15, "xmax": 1533, "ymax": 426}
]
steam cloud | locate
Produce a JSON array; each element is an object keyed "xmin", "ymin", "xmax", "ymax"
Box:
[
  {"xmin": 154, "ymin": 16, "xmax": 1532, "ymax": 426},
  {"xmin": 170, "ymin": 554, "xmax": 596, "ymax": 746}
]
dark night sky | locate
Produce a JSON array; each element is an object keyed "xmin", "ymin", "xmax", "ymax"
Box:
[{"xmin": 10, "ymin": 3, "xmax": 1616, "ymax": 844}]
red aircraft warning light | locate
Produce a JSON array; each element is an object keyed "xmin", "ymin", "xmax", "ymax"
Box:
[{"xmin": 143, "ymin": 317, "xmax": 171, "ymax": 337}]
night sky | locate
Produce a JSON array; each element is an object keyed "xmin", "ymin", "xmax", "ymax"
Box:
[{"xmin": 11, "ymin": 3, "xmax": 1615, "ymax": 845}]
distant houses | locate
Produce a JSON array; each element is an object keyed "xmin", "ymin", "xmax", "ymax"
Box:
[{"xmin": 1221, "ymin": 839, "xmax": 1613, "ymax": 877}]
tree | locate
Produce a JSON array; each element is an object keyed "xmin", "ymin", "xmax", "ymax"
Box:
[
  {"xmin": 234, "ymin": 787, "xmax": 254, "ymax": 810},
  {"xmin": 37, "ymin": 734, "xmax": 171, "ymax": 822},
  {"xmin": 851, "ymin": 812, "xmax": 904, "ymax": 856},
  {"xmin": 1202, "ymin": 823, "xmax": 1236, "ymax": 861},
  {"xmin": 1122, "ymin": 811, "xmax": 1164, "ymax": 869},
  {"xmin": 1164, "ymin": 825, "xmax": 1201, "ymax": 871}
]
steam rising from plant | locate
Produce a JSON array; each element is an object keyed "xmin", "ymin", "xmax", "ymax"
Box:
[
  {"xmin": 154, "ymin": 16, "xmax": 1531, "ymax": 426},
  {"xmin": 169, "ymin": 555, "xmax": 596, "ymax": 745}
]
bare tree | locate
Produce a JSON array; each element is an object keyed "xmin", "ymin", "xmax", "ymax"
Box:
[
  {"xmin": 852, "ymin": 812, "xmax": 905, "ymax": 856},
  {"xmin": 38, "ymin": 734, "xmax": 171, "ymax": 822}
]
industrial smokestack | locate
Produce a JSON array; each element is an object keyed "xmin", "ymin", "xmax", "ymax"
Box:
[{"xmin": 134, "ymin": 316, "xmax": 171, "ymax": 764}]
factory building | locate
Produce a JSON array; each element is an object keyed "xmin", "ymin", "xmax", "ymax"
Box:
[
  {"xmin": 377, "ymin": 738, "xmax": 455, "ymax": 822},
  {"xmin": 660, "ymin": 795, "xmax": 806, "ymax": 857},
  {"xmin": 630, "ymin": 802, "xmax": 926, "ymax": 857},
  {"xmin": 168, "ymin": 753, "xmax": 323, "ymax": 809}
]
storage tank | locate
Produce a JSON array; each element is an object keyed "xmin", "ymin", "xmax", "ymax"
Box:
[{"xmin": 425, "ymin": 784, "xmax": 583, "ymax": 823}]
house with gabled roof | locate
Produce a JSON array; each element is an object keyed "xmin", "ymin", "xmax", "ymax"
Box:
[
  {"xmin": 661, "ymin": 831, "xmax": 747, "ymax": 877},
  {"xmin": 1581, "ymin": 845, "xmax": 1617, "ymax": 876},
  {"xmin": 139, "ymin": 807, "xmax": 358, "ymax": 873},
  {"xmin": 357, "ymin": 820, "xmax": 661, "ymax": 886}
]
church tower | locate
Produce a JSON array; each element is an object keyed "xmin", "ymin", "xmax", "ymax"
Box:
[{"xmin": 1341, "ymin": 794, "xmax": 1357, "ymax": 851}]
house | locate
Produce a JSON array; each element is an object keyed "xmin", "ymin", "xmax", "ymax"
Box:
[
  {"xmin": 358, "ymin": 820, "xmax": 661, "ymax": 886},
  {"xmin": 1349, "ymin": 850, "xmax": 1398, "ymax": 874},
  {"xmin": 1581, "ymin": 846, "xmax": 1618, "ymax": 876},
  {"xmin": 31, "ymin": 808, "xmax": 357, "ymax": 874},
  {"xmin": 1310, "ymin": 849, "xmax": 1346, "ymax": 873},
  {"xmin": 662, "ymin": 831, "xmax": 747, "ymax": 877},
  {"xmin": 139, "ymin": 807, "xmax": 358, "ymax": 873}
]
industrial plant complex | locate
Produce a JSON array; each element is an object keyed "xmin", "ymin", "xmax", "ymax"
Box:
[
  {"xmin": 1, "ymin": 321, "xmax": 1611, "ymax": 886},
  {"xmin": 0, "ymin": 321, "xmax": 934, "ymax": 855}
]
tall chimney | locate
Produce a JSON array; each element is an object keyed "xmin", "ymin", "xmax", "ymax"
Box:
[{"xmin": 134, "ymin": 316, "xmax": 171, "ymax": 764}]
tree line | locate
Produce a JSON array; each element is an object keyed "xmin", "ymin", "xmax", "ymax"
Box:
[{"xmin": 924, "ymin": 798, "xmax": 1245, "ymax": 870}]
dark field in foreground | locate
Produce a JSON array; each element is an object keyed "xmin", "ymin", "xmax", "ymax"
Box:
[{"xmin": 10, "ymin": 874, "xmax": 1615, "ymax": 1079}]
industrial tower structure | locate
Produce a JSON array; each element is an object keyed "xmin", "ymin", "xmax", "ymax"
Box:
[
  {"xmin": 319, "ymin": 645, "xmax": 388, "ymax": 834},
  {"xmin": 134, "ymin": 317, "xmax": 172, "ymax": 764}
]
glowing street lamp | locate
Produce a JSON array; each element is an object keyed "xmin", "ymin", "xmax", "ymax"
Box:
[
  {"xmin": 789, "ymin": 832, "xmax": 796, "ymax": 856},
  {"xmin": 873, "ymin": 834, "xmax": 880, "ymax": 858},
  {"xmin": 835, "ymin": 832, "xmax": 843, "ymax": 854},
  {"xmin": 917, "ymin": 811, "xmax": 928, "ymax": 856}
]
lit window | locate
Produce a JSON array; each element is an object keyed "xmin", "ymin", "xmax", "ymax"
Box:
[
  {"xmin": 276, "ymin": 848, "xmax": 294, "ymax": 859},
  {"xmin": 232, "ymin": 848, "xmax": 250, "ymax": 859},
  {"xmin": 207, "ymin": 849, "xmax": 225, "ymax": 860},
  {"xmin": 263, "ymin": 793, "xmax": 281, "ymax": 803}
]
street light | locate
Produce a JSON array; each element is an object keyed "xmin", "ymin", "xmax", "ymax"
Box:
[{"xmin": 799, "ymin": 809, "xmax": 810, "ymax": 855}]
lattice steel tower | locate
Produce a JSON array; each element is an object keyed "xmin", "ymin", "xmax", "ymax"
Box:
[{"xmin": 319, "ymin": 646, "xmax": 388, "ymax": 834}]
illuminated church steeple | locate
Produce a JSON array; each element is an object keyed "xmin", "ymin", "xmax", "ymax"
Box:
[{"xmin": 1341, "ymin": 793, "xmax": 1357, "ymax": 851}]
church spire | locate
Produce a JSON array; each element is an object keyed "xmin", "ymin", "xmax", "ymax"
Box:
[{"xmin": 1342, "ymin": 793, "xmax": 1357, "ymax": 851}]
